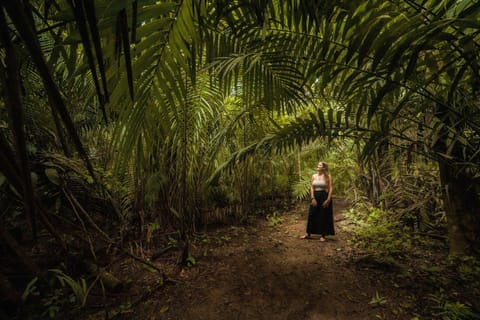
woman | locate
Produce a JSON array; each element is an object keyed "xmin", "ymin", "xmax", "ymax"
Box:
[{"xmin": 301, "ymin": 161, "xmax": 335, "ymax": 241}]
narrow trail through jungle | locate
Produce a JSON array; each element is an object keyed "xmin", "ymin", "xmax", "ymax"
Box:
[{"xmin": 109, "ymin": 199, "xmax": 416, "ymax": 320}]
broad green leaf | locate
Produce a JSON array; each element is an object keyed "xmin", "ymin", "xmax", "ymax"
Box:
[
  {"xmin": 45, "ymin": 168, "xmax": 60, "ymax": 185},
  {"xmin": 135, "ymin": 31, "xmax": 164, "ymax": 53},
  {"xmin": 138, "ymin": 3, "xmax": 179, "ymax": 21},
  {"xmin": 100, "ymin": 0, "xmax": 135, "ymax": 17},
  {"xmin": 136, "ymin": 18, "xmax": 172, "ymax": 39}
]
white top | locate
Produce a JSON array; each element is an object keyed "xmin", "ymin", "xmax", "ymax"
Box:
[{"xmin": 312, "ymin": 174, "xmax": 327, "ymax": 191}]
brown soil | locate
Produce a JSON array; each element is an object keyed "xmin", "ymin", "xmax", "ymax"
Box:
[
  {"xmin": 81, "ymin": 198, "xmax": 480, "ymax": 320},
  {"xmin": 85, "ymin": 198, "xmax": 425, "ymax": 320}
]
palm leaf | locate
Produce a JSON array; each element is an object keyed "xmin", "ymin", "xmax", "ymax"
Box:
[{"xmin": 2, "ymin": 1, "xmax": 96, "ymax": 179}]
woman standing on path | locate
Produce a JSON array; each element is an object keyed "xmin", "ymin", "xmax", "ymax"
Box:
[{"xmin": 301, "ymin": 161, "xmax": 335, "ymax": 241}]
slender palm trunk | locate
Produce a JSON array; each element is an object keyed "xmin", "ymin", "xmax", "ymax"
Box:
[{"xmin": 179, "ymin": 76, "xmax": 190, "ymax": 265}]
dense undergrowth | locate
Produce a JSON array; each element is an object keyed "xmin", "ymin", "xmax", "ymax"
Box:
[{"xmin": 344, "ymin": 205, "xmax": 480, "ymax": 320}]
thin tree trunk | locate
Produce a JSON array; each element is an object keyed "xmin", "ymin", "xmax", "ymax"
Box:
[
  {"xmin": 179, "ymin": 76, "xmax": 190, "ymax": 265},
  {"xmin": 0, "ymin": 8, "xmax": 36, "ymax": 237}
]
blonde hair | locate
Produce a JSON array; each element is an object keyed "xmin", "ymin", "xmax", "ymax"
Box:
[{"xmin": 318, "ymin": 161, "xmax": 330, "ymax": 184}]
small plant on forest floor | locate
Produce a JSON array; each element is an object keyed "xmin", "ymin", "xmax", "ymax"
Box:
[
  {"xmin": 223, "ymin": 226, "xmax": 247, "ymax": 238},
  {"xmin": 21, "ymin": 268, "xmax": 92, "ymax": 319},
  {"xmin": 428, "ymin": 290, "xmax": 480, "ymax": 320},
  {"xmin": 167, "ymin": 236, "xmax": 178, "ymax": 247},
  {"xmin": 452, "ymin": 256, "xmax": 480, "ymax": 286},
  {"xmin": 369, "ymin": 291, "xmax": 387, "ymax": 307},
  {"xmin": 266, "ymin": 212, "xmax": 284, "ymax": 227},
  {"xmin": 215, "ymin": 234, "xmax": 231, "ymax": 245},
  {"xmin": 186, "ymin": 254, "xmax": 197, "ymax": 267}
]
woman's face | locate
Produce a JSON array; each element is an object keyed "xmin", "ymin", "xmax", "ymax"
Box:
[{"xmin": 317, "ymin": 162, "xmax": 325, "ymax": 171}]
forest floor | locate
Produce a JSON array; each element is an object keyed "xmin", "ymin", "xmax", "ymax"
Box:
[{"xmin": 83, "ymin": 198, "xmax": 478, "ymax": 320}]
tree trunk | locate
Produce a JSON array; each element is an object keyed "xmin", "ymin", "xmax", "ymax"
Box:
[{"xmin": 438, "ymin": 161, "xmax": 480, "ymax": 257}]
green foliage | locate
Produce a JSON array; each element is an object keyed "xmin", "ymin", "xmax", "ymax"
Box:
[
  {"xmin": 345, "ymin": 206, "xmax": 413, "ymax": 258},
  {"xmin": 428, "ymin": 290, "xmax": 480, "ymax": 320},
  {"xmin": 266, "ymin": 211, "xmax": 284, "ymax": 228},
  {"xmin": 438, "ymin": 302, "xmax": 480, "ymax": 320},
  {"xmin": 369, "ymin": 291, "xmax": 388, "ymax": 307},
  {"xmin": 449, "ymin": 256, "xmax": 480, "ymax": 294},
  {"xmin": 291, "ymin": 170, "xmax": 311, "ymax": 200},
  {"xmin": 215, "ymin": 234, "xmax": 231, "ymax": 246},
  {"xmin": 168, "ymin": 236, "xmax": 179, "ymax": 247},
  {"xmin": 48, "ymin": 269, "xmax": 89, "ymax": 307},
  {"xmin": 20, "ymin": 268, "xmax": 93, "ymax": 319},
  {"xmin": 186, "ymin": 254, "xmax": 197, "ymax": 267},
  {"xmin": 21, "ymin": 277, "xmax": 40, "ymax": 302},
  {"xmin": 2, "ymin": 0, "xmax": 480, "ymax": 316}
]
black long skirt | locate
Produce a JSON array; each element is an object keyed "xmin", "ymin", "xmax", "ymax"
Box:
[{"xmin": 306, "ymin": 190, "xmax": 335, "ymax": 236}]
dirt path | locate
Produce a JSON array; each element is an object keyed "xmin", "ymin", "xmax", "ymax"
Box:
[{"xmin": 125, "ymin": 199, "xmax": 409, "ymax": 320}]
